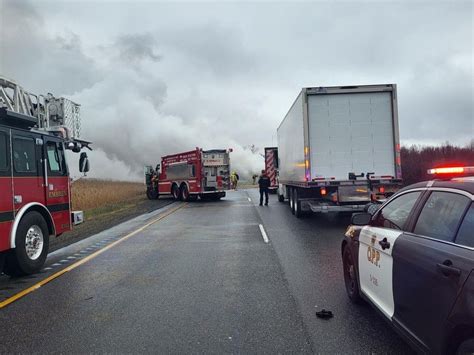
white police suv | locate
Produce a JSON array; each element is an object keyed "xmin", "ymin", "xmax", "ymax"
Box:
[{"xmin": 341, "ymin": 166, "xmax": 474, "ymax": 354}]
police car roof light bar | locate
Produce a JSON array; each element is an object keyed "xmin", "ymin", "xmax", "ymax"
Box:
[{"xmin": 427, "ymin": 166, "xmax": 474, "ymax": 175}]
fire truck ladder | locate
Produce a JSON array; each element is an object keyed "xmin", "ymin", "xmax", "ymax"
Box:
[{"xmin": 0, "ymin": 76, "xmax": 81, "ymax": 139}]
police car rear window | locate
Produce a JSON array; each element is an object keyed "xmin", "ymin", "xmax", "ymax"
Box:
[
  {"xmin": 455, "ymin": 203, "xmax": 474, "ymax": 248},
  {"xmin": 414, "ymin": 192, "xmax": 470, "ymax": 242}
]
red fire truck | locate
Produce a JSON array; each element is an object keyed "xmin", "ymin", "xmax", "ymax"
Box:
[
  {"xmin": 145, "ymin": 148, "xmax": 231, "ymax": 201},
  {"xmin": 264, "ymin": 147, "xmax": 279, "ymax": 193},
  {"xmin": 0, "ymin": 77, "xmax": 91, "ymax": 275}
]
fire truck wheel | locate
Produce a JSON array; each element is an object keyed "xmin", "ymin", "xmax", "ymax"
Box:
[
  {"xmin": 146, "ymin": 187, "xmax": 159, "ymax": 200},
  {"xmin": 5, "ymin": 211, "xmax": 49, "ymax": 276},
  {"xmin": 172, "ymin": 184, "xmax": 181, "ymax": 200},
  {"xmin": 180, "ymin": 184, "xmax": 189, "ymax": 201}
]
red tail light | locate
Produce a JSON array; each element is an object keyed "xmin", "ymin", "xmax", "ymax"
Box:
[
  {"xmin": 379, "ymin": 186, "xmax": 385, "ymax": 194},
  {"xmin": 320, "ymin": 187, "xmax": 327, "ymax": 196}
]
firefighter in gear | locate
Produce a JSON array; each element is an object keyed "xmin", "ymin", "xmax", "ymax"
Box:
[
  {"xmin": 258, "ymin": 170, "xmax": 271, "ymax": 206},
  {"xmin": 230, "ymin": 171, "xmax": 239, "ymax": 190}
]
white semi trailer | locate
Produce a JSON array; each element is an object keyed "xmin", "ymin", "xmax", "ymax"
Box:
[{"xmin": 277, "ymin": 84, "xmax": 402, "ymax": 217}]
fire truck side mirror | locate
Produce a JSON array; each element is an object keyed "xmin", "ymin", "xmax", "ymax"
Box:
[{"xmin": 79, "ymin": 152, "xmax": 90, "ymax": 173}]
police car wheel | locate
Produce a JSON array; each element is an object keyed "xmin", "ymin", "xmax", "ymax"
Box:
[
  {"xmin": 4, "ymin": 212, "xmax": 49, "ymax": 276},
  {"xmin": 343, "ymin": 247, "xmax": 362, "ymax": 304},
  {"xmin": 455, "ymin": 336, "xmax": 474, "ymax": 354}
]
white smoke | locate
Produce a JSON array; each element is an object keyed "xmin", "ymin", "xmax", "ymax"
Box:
[{"xmin": 1, "ymin": 1, "xmax": 267, "ymax": 182}]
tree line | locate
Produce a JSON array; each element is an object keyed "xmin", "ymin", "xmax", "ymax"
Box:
[{"xmin": 400, "ymin": 141, "xmax": 474, "ymax": 185}]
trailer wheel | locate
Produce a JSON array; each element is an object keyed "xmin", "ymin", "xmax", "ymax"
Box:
[
  {"xmin": 172, "ymin": 184, "xmax": 181, "ymax": 200},
  {"xmin": 294, "ymin": 188, "xmax": 303, "ymax": 218},
  {"xmin": 4, "ymin": 211, "xmax": 49, "ymax": 276},
  {"xmin": 289, "ymin": 188, "xmax": 294, "ymax": 214},
  {"xmin": 180, "ymin": 184, "xmax": 189, "ymax": 201}
]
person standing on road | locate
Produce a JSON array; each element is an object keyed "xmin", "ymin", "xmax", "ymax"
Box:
[
  {"xmin": 258, "ymin": 170, "xmax": 270, "ymax": 206},
  {"xmin": 252, "ymin": 174, "xmax": 258, "ymax": 185},
  {"xmin": 230, "ymin": 171, "xmax": 240, "ymax": 190}
]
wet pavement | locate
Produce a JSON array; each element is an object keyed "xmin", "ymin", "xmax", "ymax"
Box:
[{"xmin": 0, "ymin": 190, "xmax": 411, "ymax": 353}]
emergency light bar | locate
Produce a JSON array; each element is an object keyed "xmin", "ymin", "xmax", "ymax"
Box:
[{"xmin": 427, "ymin": 166, "xmax": 474, "ymax": 175}]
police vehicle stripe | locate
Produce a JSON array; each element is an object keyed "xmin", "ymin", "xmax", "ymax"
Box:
[{"xmin": 358, "ymin": 226, "xmax": 403, "ymax": 319}]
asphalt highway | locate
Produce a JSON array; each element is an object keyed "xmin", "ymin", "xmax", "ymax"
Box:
[{"xmin": 0, "ymin": 190, "xmax": 412, "ymax": 353}]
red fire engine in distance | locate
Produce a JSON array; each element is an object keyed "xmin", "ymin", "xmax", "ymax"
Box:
[{"xmin": 145, "ymin": 147, "xmax": 231, "ymax": 201}]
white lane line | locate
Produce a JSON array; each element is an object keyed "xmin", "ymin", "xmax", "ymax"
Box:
[
  {"xmin": 248, "ymin": 197, "xmax": 251, "ymax": 202},
  {"xmin": 259, "ymin": 224, "xmax": 269, "ymax": 244}
]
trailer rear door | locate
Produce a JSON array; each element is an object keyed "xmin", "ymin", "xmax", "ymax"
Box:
[{"xmin": 307, "ymin": 91, "xmax": 395, "ymax": 180}]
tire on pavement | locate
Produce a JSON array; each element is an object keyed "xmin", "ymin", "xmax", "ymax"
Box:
[
  {"xmin": 172, "ymin": 184, "xmax": 181, "ymax": 200},
  {"xmin": 4, "ymin": 211, "xmax": 49, "ymax": 276},
  {"xmin": 289, "ymin": 188, "xmax": 295, "ymax": 214},
  {"xmin": 342, "ymin": 246, "xmax": 362, "ymax": 304},
  {"xmin": 456, "ymin": 337, "xmax": 474, "ymax": 355},
  {"xmin": 294, "ymin": 188, "xmax": 303, "ymax": 218},
  {"xmin": 278, "ymin": 189, "xmax": 285, "ymax": 203},
  {"xmin": 180, "ymin": 184, "xmax": 190, "ymax": 201},
  {"xmin": 146, "ymin": 186, "xmax": 159, "ymax": 200}
]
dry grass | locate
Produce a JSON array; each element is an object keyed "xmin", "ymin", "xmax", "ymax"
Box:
[{"xmin": 71, "ymin": 179, "xmax": 145, "ymax": 212}]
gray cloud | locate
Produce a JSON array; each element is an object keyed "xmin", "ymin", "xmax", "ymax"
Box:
[
  {"xmin": 155, "ymin": 23, "xmax": 255, "ymax": 77},
  {"xmin": 115, "ymin": 33, "xmax": 162, "ymax": 64},
  {"xmin": 1, "ymin": 0, "xmax": 472, "ymax": 180},
  {"xmin": 0, "ymin": 0, "xmax": 101, "ymax": 95}
]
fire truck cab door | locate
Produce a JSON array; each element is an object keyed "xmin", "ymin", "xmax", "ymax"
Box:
[
  {"xmin": 0, "ymin": 127, "xmax": 13, "ymax": 252},
  {"xmin": 43, "ymin": 138, "xmax": 70, "ymax": 233},
  {"xmin": 11, "ymin": 130, "xmax": 46, "ymax": 212}
]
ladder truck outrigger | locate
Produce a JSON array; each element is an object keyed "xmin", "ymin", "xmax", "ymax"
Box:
[{"xmin": 0, "ymin": 76, "xmax": 91, "ymax": 276}]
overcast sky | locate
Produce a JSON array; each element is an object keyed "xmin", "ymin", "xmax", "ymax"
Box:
[{"xmin": 1, "ymin": 0, "xmax": 472, "ymax": 180}]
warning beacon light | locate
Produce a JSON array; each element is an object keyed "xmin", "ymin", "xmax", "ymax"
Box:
[{"xmin": 427, "ymin": 166, "xmax": 474, "ymax": 177}]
